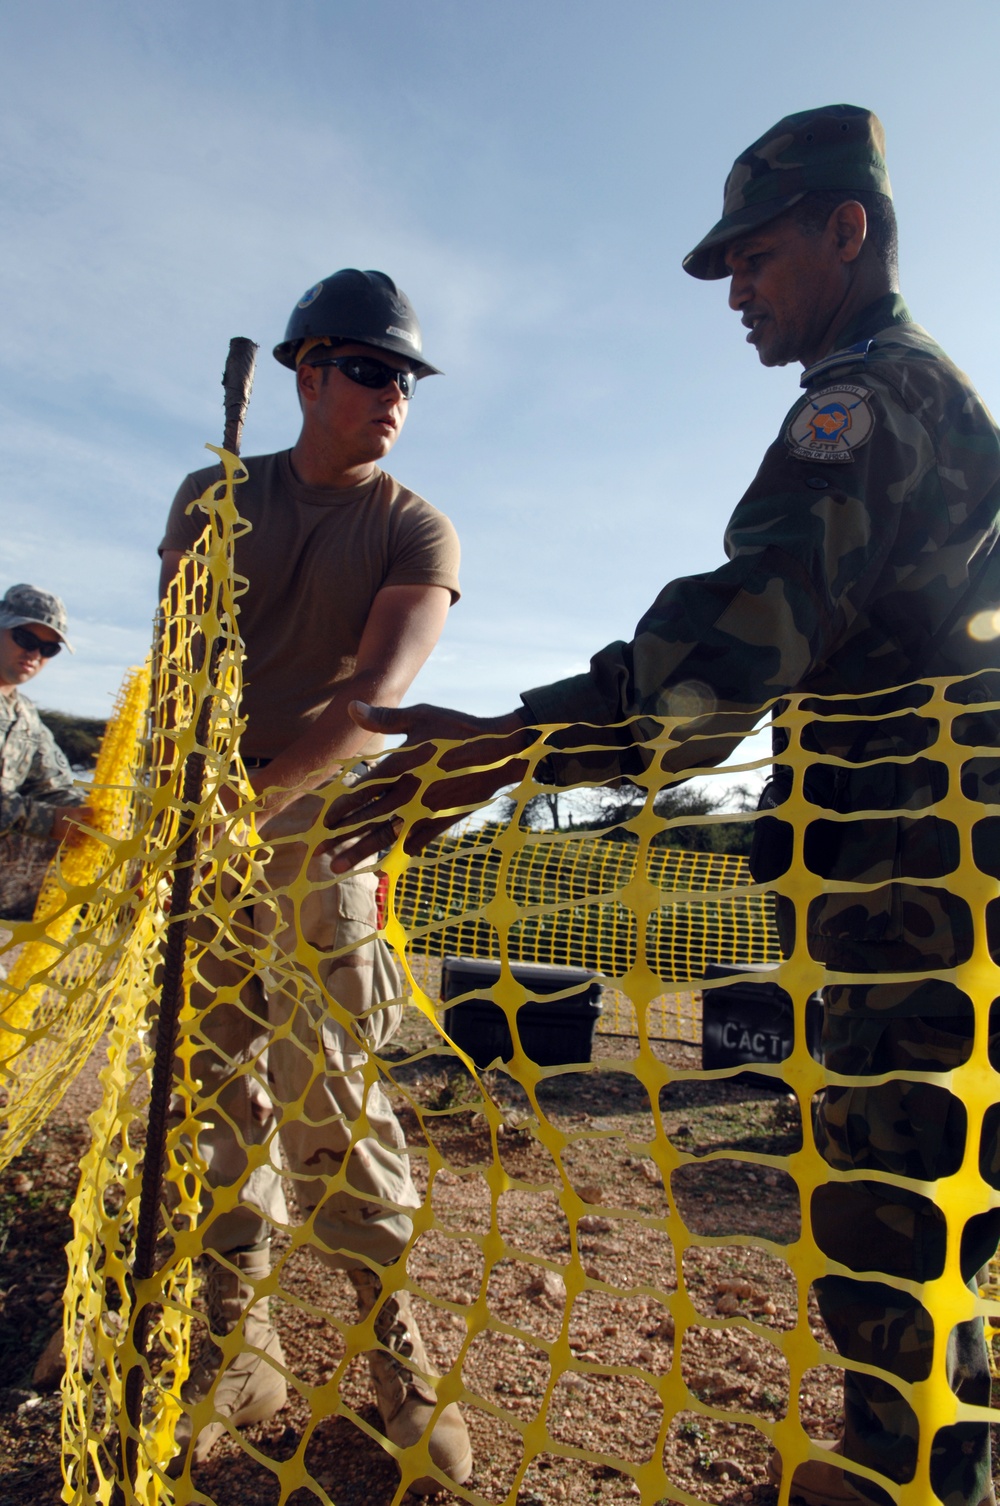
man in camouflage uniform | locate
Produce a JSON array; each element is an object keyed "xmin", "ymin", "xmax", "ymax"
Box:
[
  {"xmin": 0, "ymin": 583, "xmax": 88, "ymax": 841},
  {"xmin": 328, "ymin": 106, "xmax": 1000, "ymax": 1505}
]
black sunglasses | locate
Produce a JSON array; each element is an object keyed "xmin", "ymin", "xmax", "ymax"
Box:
[
  {"xmin": 310, "ymin": 354, "xmax": 418, "ymax": 399},
  {"xmin": 11, "ymin": 624, "xmax": 61, "ymax": 658}
]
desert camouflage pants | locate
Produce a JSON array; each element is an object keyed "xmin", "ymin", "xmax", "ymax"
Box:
[
  {"xmin": 812, "ymin": 981, "xmax": 1000, "ymax": 1506},
  {"xmin": 170, "ymin": 791, "xmax": 419, "ymax": 1271}
]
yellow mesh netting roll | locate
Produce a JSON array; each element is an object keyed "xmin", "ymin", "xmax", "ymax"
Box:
[{"xmin": 0, "ymin": 663, "xmax": 150, "ymax": 1161}]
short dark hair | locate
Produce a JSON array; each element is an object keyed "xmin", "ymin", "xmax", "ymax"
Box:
[{"xmin": 788, "ymin": 189, "xmax": 898, "ymax": 279}]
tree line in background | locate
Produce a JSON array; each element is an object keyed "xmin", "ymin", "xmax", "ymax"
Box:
[
  {"xmin": 38, "ymin": 709, "xmax": 107, "ymax": 770},
  {"xmin": 494, "ymin": 780, "xmax": 759, "ymax": 855}
]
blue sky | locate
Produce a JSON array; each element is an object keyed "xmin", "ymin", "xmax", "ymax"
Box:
[{"xmin": 3, "ymin": 0, "xmax": 999, "ymax": 735}]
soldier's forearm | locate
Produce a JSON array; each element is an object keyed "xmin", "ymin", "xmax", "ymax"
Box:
[{"xmin": 250, "ymin": 671, "xmax": 407, "ymax": 825}]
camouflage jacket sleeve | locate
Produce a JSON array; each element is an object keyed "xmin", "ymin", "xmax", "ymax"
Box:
[
  {"xmin": 521, "ymin": 328, "xmax": 980, "ymax": 785},
  {"xmin": 0, "ymin": 695, "xmax": 85, "ymax": 839}
]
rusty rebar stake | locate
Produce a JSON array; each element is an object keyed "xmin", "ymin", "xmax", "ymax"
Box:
[{"xmin": 112, "ymin": 337, "xmax": 257, "ymax": 1504}]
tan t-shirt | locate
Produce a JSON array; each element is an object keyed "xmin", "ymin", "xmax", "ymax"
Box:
[{"xmin": 159, "ymin": 451, "xmax": 461, "ymax": 757}]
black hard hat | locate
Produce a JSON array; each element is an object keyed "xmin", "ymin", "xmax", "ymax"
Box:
[{"xmin": 273, "ymin": 268, "xmax": 442, "ymax": 376}]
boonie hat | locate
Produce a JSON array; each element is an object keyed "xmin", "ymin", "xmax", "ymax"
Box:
[
  {"xmin": 684, "ymin": 104, "xmax": 893, "ymax": 280},
  {"xmin": 0, "ymin": 582, "xmax": 74, "ymax": 652}
]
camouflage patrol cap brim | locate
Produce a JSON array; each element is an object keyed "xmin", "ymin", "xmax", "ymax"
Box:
[{"xmin": 683, "ymin": 104, "xmax": 892, "ymax": 281}]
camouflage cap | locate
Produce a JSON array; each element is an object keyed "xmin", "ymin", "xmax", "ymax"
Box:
[
  {"xmin": 683, "ymin": 104, "xmax": 892, "ymax": 281},
  {"xmin": 0, "ymin": 583, "xmax": 74, "ymax": 652}
]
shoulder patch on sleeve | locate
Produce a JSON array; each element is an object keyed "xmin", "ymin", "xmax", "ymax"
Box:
[{"xmin": 785, "ymin": 383, "xmax": 876, "ymax": 464}]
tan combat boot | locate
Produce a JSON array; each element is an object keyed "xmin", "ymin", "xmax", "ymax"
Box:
[
  {"xmin": 767, "ymin": 1440, "xmax": 870, "ymax": 1505},
  {"xmin": 349, "ymin": 1268, "xmax": 473, "ymax": 1495},
  {"xmin": 168, "ymin": 1246, "xmax": 288, "ymax": 1474}
]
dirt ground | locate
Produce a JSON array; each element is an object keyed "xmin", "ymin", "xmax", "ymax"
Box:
[{"xmin": 1, "ymin": 959, "xmax": 998, "ymax": 1505}]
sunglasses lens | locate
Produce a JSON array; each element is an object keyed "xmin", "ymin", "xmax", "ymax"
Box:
[
  {"xmin": 351, "ymin": 358, "xmax": 392, "ymax": 389},
  {"xmin": 11, "ymin": 626, "xmax": 60, "ymax": 657},
  {"xmin": 333, "ymin": 357, "xmax": 416, "ymax": 398}
]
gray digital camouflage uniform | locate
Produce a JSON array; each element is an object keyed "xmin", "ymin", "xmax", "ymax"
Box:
[
  {"xmin": 522, "ymin": 293, "xmax": 1000, "ymax": 1506},
  {"xmin": 0, "ymin": 689, "xmax": 84, "ymax": 839}
]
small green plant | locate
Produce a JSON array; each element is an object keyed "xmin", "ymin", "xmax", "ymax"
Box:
[
  {"xmin": 424, "ymin": 1069, "xmax": 485, "ymax": 1115},
  {"xmin": 769, "ymin": 1093, "xmax": 802, "ymax": 1139}
]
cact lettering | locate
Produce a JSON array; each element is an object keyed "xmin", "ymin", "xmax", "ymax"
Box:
[{"xmin": 720, "ymin": 1020, "xmax": 787, "ymax": 1059}]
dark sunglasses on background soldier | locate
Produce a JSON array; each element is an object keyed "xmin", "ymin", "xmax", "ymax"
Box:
[{"xmin": 11, "ymin": 625, "xmax": 61, "ymax": 658}]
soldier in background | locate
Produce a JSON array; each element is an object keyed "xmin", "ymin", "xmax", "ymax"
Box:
[
  {"xmin": 0, "ymin": 583, "xmax": 90, "ymax": 843},
  {"xmin": 326, "ymin": 107, "xmax": 1000, "ymax": 1506}
]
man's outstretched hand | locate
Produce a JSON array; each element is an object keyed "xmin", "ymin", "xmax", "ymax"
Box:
[{"xmin": 322, "ymin": 700, "xmax": 537, "ymax": 870}]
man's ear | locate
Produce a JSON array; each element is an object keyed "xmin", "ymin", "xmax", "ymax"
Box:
[
  {"xmin": 829, "ymin": 200, "xmax": 867, "ymax": 264},
  {"xmin": 297, "ymin": 362, "xmax": 322, "ymax": 406}
]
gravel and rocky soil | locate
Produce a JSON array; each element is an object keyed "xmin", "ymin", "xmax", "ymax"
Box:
[{"xmin": 1, "ymin": 958, "xmax": 998, "ymax": 1505}]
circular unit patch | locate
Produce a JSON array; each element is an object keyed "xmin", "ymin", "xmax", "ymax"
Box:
[
  {"xmin": 296, "ymin": 282, "xmax": 324, "ymax": 309},
  {"xmin": 786, "ymin": 383, "xmax": 875, "ymax": 464}
]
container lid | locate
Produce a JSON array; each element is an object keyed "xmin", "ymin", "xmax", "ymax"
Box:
[
  {"xmin": 441, "ymin": 955, "xmax": 603, "ymax": 996},
  {"xmin": 442, "ymin": 957, "xmax": 602, "ymax": 1006}
]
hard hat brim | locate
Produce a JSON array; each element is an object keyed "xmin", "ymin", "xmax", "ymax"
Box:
[{"xmin": 273, "ymin": 334, "xmax": 442, "ymax": 378}]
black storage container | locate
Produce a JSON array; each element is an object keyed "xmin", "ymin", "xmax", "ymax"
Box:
[
  {"xmin": 441, "ymin": 956, "xmax": 603, "ymax": 1069},
  {"xmin": 700, "ymin": 961, "xmax": 822, "ymax": 1087}
]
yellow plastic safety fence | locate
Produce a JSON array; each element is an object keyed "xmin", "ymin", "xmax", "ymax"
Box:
[
  {"xmin": 51, "ymin": 447, "xmax": 258, "ymax": 1502},
  {"xmin": 5, "ymin": 462, "xmax": 998, "ymax": 1503},
  {"xmin": 51, "ymin": 642, "xmax": 1000, "ymax": 1505},
  {"xmin": 394, "ymin": 823, "xmax": 780, "ymax": 1042},
  {"xmin": 0, "ymin": 662, "xmax": 150, "ymax": 1163},
  {"xmin": 368, "ymin": 689, "xmax": 1000, "ymax": 1506},
  {"xmin": 397, "ymin": 826, "xmax": 772, "ymax": 976}
]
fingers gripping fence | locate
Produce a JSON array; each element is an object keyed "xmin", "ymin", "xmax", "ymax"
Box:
[{"xmin": 1, "ymin": 472, "xmax": 999, "ymax": 1504}]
